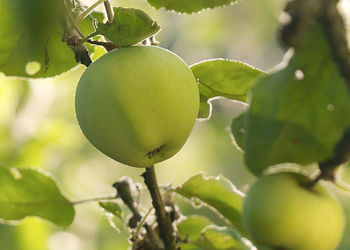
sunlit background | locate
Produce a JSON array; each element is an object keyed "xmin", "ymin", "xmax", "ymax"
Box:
[{"xmin": 2, "ymin": 0, "xmax": 350, "ymax": 249}]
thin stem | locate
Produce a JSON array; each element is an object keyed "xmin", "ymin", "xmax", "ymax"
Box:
[
  {"xmin": 75, "ymin": 0, "xmax": 105, "ymax": 25},
  {"xmin": 142, "ymin": 166, "xmax": 177, "ymax": 250},
  {"xmin": 87, "ymin": 39, "xmax": 118, "ymax": 51},
  {"xmin": 335, "ymin": 180, "xmax": 350, "ymax": 192},
  {"xmin": 316, "ymin": 129, "xmax": 350, "ymax": 182},
  {"xmin": 80, "ymin": 32, "xmax": 98, "ymax": 44},
  {"xmin": 72, "ymin": 194, "xmax": 117, "ymax": 205},
  {"xmin": 66, "ymin": 10, "xmax": 86, "ymax": 38},
  {"xmin": 61, "ymin": 0, "xmax": 85, "ymax": 38},
  {"xmin": 59, "ymin": 0, "xmax": 92, "ymax": 66},
  {"xmin": 114, "ymin": 178, "xmax": 163, "ymax": 249},
  {"xmin": 162, "ymin": 188, "xmax": 175, "ymax": 198},
  {"xmin": 136, "ymin": 207, "xmax": 153, "ymax": 235},
  {"xmin": 104, "ymin": 0, "xmax": 114, "ymax": 23}
]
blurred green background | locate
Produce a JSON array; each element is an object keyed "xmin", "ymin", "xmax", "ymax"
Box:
[{"xmin": 1, "ymin": 0, "xmax": 350, "ymax": 249}]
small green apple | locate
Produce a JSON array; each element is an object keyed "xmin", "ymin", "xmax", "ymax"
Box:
[
  {"xmin": 75, "ymin": 46, "xmax": 199, "ymax": 167},
  {"xmin": 242, "ymin": 172, "xmax": 344, "ymax": 250}
]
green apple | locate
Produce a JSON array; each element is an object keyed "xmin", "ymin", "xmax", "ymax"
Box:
[
  {"xmin": 242, "ymin": 172, "xmax": 344, "ymax": 250},
  {"xmin": 75, "ymin": 46, "xmax": 199, "ymax": 167}
]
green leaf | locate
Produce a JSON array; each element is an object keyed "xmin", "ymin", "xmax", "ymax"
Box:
[
  {"xmin": 99, "ymin": 201, "xmax": 122, "ymax": 218},
  {"xmin": 231, "ymin": 112, "xmax": 248, "ymax": 151},
  {"xmin": 177, "ymin": 215, "xmax": 212, "ymax": 240},
  {"xmin": 147, "ymin": 0, "xmax": 239, "ymax": 14},
  {"xmin": 96, "ymin": 7, "xmax": 161, "ymax": 47},
  {"xmin": 90, "ymin": 11, "xmax": 105, "ymax": 24},
  {"xmin": 177, "ymin": 217, "xmax": 252, "ymax": 249},
  {"xmin": 0, "ymin": 0, "xmax": 97, "ymax": 78},
  {"xmin": 179, "ymin": 244, "xmax": 202, "ymax": 250},
  {"xmin": 198, "ymin": 99, "xmax": 212, "ymax": 119},
  {"xmin": 191, "ymin": 59, "xmax": 265, "ymax": 119},
  {"xmin": 244, "ymin": 24, "xmax": 350, "ymax": 175},
  {"xmin": 175, "ymin": 173, "xmax": 246, "ymax": 236},
  {"xmin": 0, "ymin": 167, "xmax": 74, "ymax": 227},
  {"xmin": 194, "ymin": 226, "xmax": 251, "ymax": 250}
]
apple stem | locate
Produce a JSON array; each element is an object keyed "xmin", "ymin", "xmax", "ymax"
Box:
[
  {"xmin": 308, "ymin": 128, "xmax": 350, "ymax": 187},
  {"xmin": 87, "ymin": 39, "xmax": 118, "ymax": 52},
  {"xmin": 142, "ymin": 166, "xmax": 177, "ymax": 250}
]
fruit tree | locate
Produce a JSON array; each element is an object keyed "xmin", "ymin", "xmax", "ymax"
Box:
[{"xmin": 0, "ymin": 0, "xmax": 350, "ymax": 249}]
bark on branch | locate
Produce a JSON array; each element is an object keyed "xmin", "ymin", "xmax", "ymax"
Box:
[{"xmin": 142, "ymin": 166, "xmax": 177, "ymax": 250}]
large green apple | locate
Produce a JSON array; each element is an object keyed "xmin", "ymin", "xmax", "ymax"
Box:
[
  {"xmin": 75, "ymin": 46, "xmax": 199, "ymax": 167},
  {"xmin": 242, "ymin": 172, "xmax": 344, "ymax": 250}
]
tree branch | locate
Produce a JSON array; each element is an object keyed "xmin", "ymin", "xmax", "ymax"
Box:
[
  {"xmin": 113, "ymin": 179, "xmax": 142, "ymax": 221},
  {"xmin": 318, "ymin": 128, "xmax": 350, "ymax": 180},
  {"xmin": 59, "ymin": 0, "xmax": 92, "ymax": 66},
  {"xmin": 87, "ymin": 39, "xmax": 118, "ymax": 52},
  {"xmin": 142, "ymin": 166, "xmax": 177, "ymax": 250},
  {"xmin": 281, "ymin": 0, "xmax": 322, "ymax": 48},
  {"xmin": 320, "ymin": 0, "xmax": 350, "ymax": 90},
  {"xmin": 113, "ymin": 178, "xmax": 163, "ymax": 249}
]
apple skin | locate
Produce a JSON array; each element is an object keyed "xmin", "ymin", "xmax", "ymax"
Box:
[
  {"xmin": 75, "ymin": 46, "xmax": 199, "ymax": 167},
  {"xmin": 242, "ymin": 172, "xmax": 344, "ymax": 250}
]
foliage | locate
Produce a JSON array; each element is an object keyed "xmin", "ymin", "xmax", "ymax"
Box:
[
  {"xmin": 191, "ymin": 59, "xmax": 265, "ymax": 119},
  {"xmin": 0, "ymin": 0, "xmax": 349, "ymax": 249},
  {"xmin": 147, "ymin": 0, "xmax": 239, "ymax": 14},
  {"xmin": 0, "ymin": 0, "xmax": 98, "ymax": 78},
  {"xmin": 176, "ymin": 173, "xmax": 246, "ymax": 236},
  {"xmin": 92, "ymin": 7, "xmax": 161, "ymax": 47},
  {"xmin": 0, "ymin": 167, "xmax": 74, "ymax": 227},
  {"xmin": 233, "ymin": 25, "xmax": 350, "ymax": 175},
  {"xmin": 99, "ymin": 201, "xmax": 122, "ymax": 218}
]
